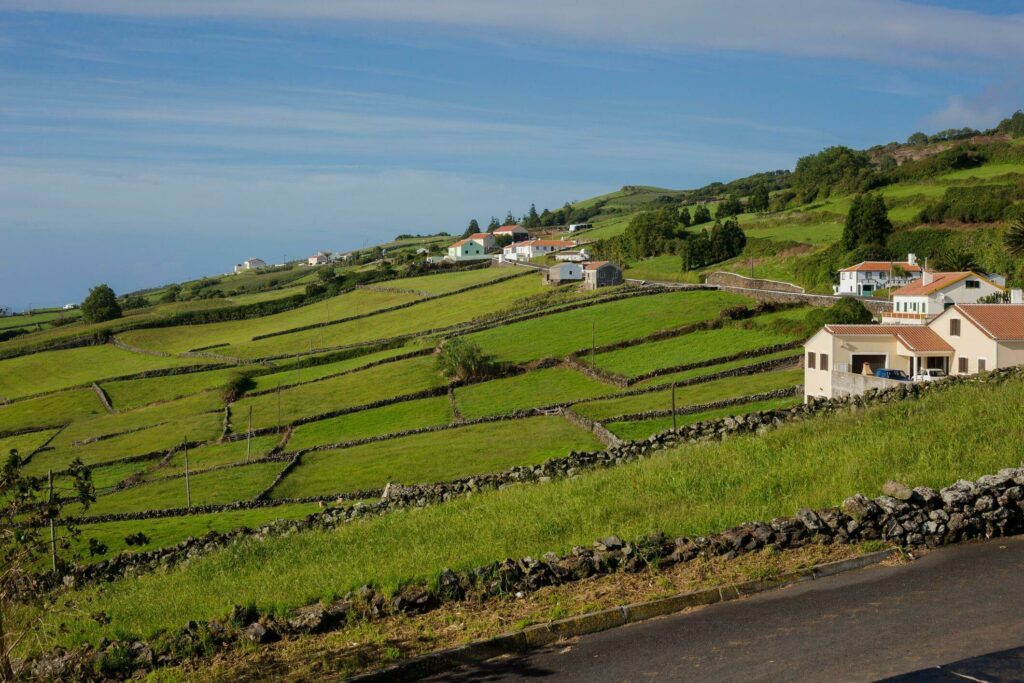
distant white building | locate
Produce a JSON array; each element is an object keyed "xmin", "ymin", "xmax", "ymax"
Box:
[
  {"xmin": 568, "ymin": 223, "xmax": 592, "ymax": 233},
  {"xmin": 835, "ymin": 254, "xmax": 924, "ymax": 296},
  {"xmin": 62, "ymin": 303, "xmax": 77, "ymax": 310},
  {"xmin": 555, "ymin": 249, "xmax": 590, "ymax": 263},
  {"xmin": 234, "ymin": 258, "xmax": 266, "ymax": 273},
  {"xmin": 416, "ymin": 247, "xmax": 430, "ymax": 255},
  {"xmin": 307, "ymin": 252, "xmax": 330, "ymax": 266},
  {"xmin": 883, "ymin": 271, "xmax": 1006, "ymax": 325},
  {"xmin": 465, "ymin": 232, "xmax": 496, "ymax": 251}
]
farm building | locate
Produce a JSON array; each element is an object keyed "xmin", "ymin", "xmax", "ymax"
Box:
[
  {"xmin": 493, "ymin": 224, "xmax": 530, "ymax": 242},
  {"xmin": 882, "ymin": 271, "xmax": 1005, "ymax": 325},
  {"xmin": 502, "ymin": 239, "xmax": 576, "ymax": 262},
  {"xmin": 555, "ymin": 249, "xmax": 590, "ymax": 263},
  {"xmin": 582, "ymin": 261, "xmax": 623, "ymax": 289},
  {"xmin": 234, "ymin": 258, "xmax": 266, "ymax": 273},
  {"xmin": 568, "ymin": 223, "xmax": 592, "ymax": 232},
  {"xmin": 834, "ymin": 254, "xmax": 924, "ymax": 296},
  {"xmin": 307, "ymin": 252, "xmax": 330, "ymax": 266},
  {"xmin": 544, "ymin": 262, "xmax": 583, "ymax": 285},
  {"xmin": 446, "ymin": 239, "xmax": 489, "ymax": 262},
  {"xmin": 804, "ymin": 303, "xmax": 1024, "ymax": 401}
]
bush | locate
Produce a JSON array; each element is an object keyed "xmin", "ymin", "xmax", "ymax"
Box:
[
  {"xmin": 81, "ymin": 284, "xmax": 122, "ymax": 323},
  {"xmin": 120, "ymin": 295, "xmax": 149, "ymax": 310},
  {"xmin": 437, "ymin": 338, "xmax": 497, "ymax": 382},
  {"xmin": 220, "ymin": 372, "xmax": 255, "ymax": 403},
  {"xmin": 805, "ymin": 297, "xmax": 874, "ymax": 332}
]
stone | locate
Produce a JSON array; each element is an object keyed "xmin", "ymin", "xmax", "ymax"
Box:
[
  {"xmin": 594, "ymin": 535, "xmax": 623, "ymax": 551},
  {"xmin": 288, "ymin": 603, "xmax": 329, "ymax": 633},
  {"xmin": 243, "ymin": 622, "xmax": 278, "ymax": 644}
]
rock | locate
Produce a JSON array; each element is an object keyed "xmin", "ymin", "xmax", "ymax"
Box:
[
  {"xmin": 795, "ymin": 508, "xmax": 826, "ymax": 533},
  {"xmin": 594, "ymin": 535, "xmax": 623, "ymax": 551},
  {"xmin": 842, "ymin": 494, "xmax": 873, "ymax": 520},
  {"xmin": 882, "ymin": 480, "xmax": 914, "ymax": 502},
  {"xmin": 244, "ymin": 622, "xmax": 278, "ymax": 644},
  {"xmin": 288, "ymin": 603, "xmax": 329, "ymax": 633}
]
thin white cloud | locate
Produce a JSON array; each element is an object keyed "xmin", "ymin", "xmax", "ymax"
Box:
[
  {"xmin": 925, "ymin": 81, "xmax": 1024, "ymax": 130},
  {"xmin": 4, "ymin": 0, "xmax": 1024, "ymax": 65}
]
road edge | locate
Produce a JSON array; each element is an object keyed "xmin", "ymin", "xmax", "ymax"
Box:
[{"xmin": 351, "ymin": 546, "xmax": 901, "ymax": 681}]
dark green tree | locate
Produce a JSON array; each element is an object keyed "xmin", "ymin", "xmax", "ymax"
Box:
[
  {"xmin": 81, "ymin": 284, "xmax": 122, "ymax": 323},
  {"xmin": 842, "ymin": 194, "xmax": 893, "ymax": 251},
  {"xmin": 935, "ymin": 246, "xmax": 979, "ymax": 272},
  {"xmin": 523, "ymin": 204, "xmax": 540, "ymax": 228},
  {"xmin": 462, "ymin": 219, "xmax": 480, "ymax": 238},
  {"xmin": 622, "ymin": 208, "xmax": 677, "ymax": 259},
  {"xmin": 487, "ymin": 217, "xmax": 500, "ymax": 231},
  {"xmin": 716, "ymin": 195, "xmax": 743, "ymax": 219},
  {"xmin": 503, "ymin": 211, "xmax": 516, "ymax": 226},
  {"xmin": 678, "ymin": 206, "xmax": 691, "ymax": 227},
  {"xmin": 907, "ymin": 132, "xmax": 928, "ymax": 145},
  {"xmin": 1005, "ymin": 219, "xmax": 1024, "ymax": 256},
  {"xmin": 806, "ymin": 296, "xmax": 874, "ymax": 330},
  {"xmin": 749, "ymin": 184, "xmax": 770, "ymax": 213},
  {"xmin": 691, "ymin": 204, "xmax": 712, "ymax": 225}
]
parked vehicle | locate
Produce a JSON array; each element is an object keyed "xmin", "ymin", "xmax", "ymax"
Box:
[
  {"xmin": 874, "ymin": 368, "xmax": 910, "ymax": 381},
  {"xmin": 913, "ymin": 368, "xmax": 946, "ymax": 382}
]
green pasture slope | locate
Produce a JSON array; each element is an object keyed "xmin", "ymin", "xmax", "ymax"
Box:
[{"xmin": 28, "ymin": 373, "xmax": 1024, "ymax": 654}]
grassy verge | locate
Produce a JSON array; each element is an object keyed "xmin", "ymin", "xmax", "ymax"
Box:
[
  {"xmin": 605, "ymin": 396, "xmax": 803, "ymax": 440},
  {"xmin": 30, "ymin": 375, "xmax": 1024, "ymax": 652}
]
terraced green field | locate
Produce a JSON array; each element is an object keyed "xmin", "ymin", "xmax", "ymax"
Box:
[
  {"xmin": 381, "ymin": 268, "xmax": 513, "ymax": 294},
  {"xmin": 0, "ymin": 388, "xmax": 106, "ymax": 433},
  {"xmin": 0, "ymin": 345, "xmax": 219, "ymax": 400},
  {"xmin": 103, "ymin": 367, "xmax": 241, "ymax": 411},
  {"xmin": 467, "ymin": 290, "xmax": 748, "ymax": 363},
  {"xmin": 939, "ymin": 162, "xmax": 1024, "ymax": 180},
  {"xmin": 270, "ymin": 416, "xmax": 603, "ymax": 499},
  {"xmin": 287, "ymin": 396, "xmax": 453, "ymax": 451},
  {"xmin": 454, "ymin": 366, "xmax": 614, "ymax": 419},
  {"xmin": 590, "ymin": 324, "xmax": 800, "ymax": 379}
]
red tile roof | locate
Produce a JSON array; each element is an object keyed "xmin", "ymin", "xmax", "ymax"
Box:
[
  {"xmin": 526, "ymin": 240, "xmax": 575, "ymax": 247},
  {"xmin": 955, "ymin": 304, "xmax": 1024, "ymax": 341},
  {"xmin": 839, "ymin": 261, "xmax": 923, "ymax": 273},
  {"xmin": 493, "ymin": 225, "xmax": 526, "ymax": 233},
  {"xmin": 892, "ymin": 271, "xmax": 1001, "ymax": 296},
  {"xmin": 583, "ymin": 261, "xmax": 612, "ymax": 270},
  {"xmin": 824, "ymin": 325, "xmax": 954, "ymax": 353}
]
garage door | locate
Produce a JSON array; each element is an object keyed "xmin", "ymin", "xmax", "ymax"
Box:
[{"xmin": 851, "ymin": 354, "xmax": 887, "ymax": 375}]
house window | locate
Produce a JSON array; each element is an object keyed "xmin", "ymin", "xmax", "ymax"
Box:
[
  {"xmin": 820, "ymin": 353, "xmax": 829, "ymax": 371},
  {"xmin": 958, "ymin": 357, "xmax": 969, "ymax": 374},
  {"xmin": 807, "ymin": 351, "xmax": 816, "ymax": 368},
  {"xmin": 965, "ymin": 280, "xmax": 980, "ymax": 289},
  {"xmin": 950, "ymin": 319, "xmax": 960, "ymax": 336},
  {"xmin": 978, "ymin": 358, "xmax": 986, "ymax": 372}
]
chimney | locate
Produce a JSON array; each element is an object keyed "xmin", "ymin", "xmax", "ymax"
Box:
[
  {"xmin": 923, "ymin": 269, "xmax": 933, "ymax": 286},
  {"xmin": 907, "ymin": 253, "xmax": 917, "ymax": 266},
  {"xmin": 1013, "ymin": 289, "xmax": 1023, "ymax": 304}
]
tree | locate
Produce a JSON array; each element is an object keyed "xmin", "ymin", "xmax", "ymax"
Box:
[
  {"xmin": 792, "ymin": 146, "xmax": 875, "ymax": 201},
  {"xmin": 1005, "ymin": 219, "xmax": 1024, "ymax": 256},
  {"xmin": 487, "ymin": 217, "xmax": 500, "ymax": 231},
  {"xmin": 842, "ymin": 194, "xmax": 893, "ymax": 251},
  {"xmin": 80, "ymin": 284, "xmax": 122, "ymax": 323},
  {"xmin": 995, "ymin": 110, "xmax": 1024, "ymax": 138},
  {"xmin": 503, "ymin": 211, "xmax": 516, "ymax": 226},
  {"xmin": 935, "ymin": 246, "xmax": 979, "ymax": 272},
  {"xmin": 1, "ymin": 450, "xmax": 95, "ymax": 679},
  {"xmin": 806, "ymin": 296, "xmax": 874, "ymax": 331},
  {"xmin": 436, "ymin": 338, "xmax": 496, "ymax": 382},
  {"xmin": 749, "ymin": 184, "xmax": 770, "ymax": 213},
  {"xmin": 716, "ymin": 195, "xmax": 743, "ymax": 219},
  {"xmin": 709, "ymin": 218, "xmax": 746, "ymax": 262},
  {"xmin": 160, "ymin": 285, "xmax": 181, "ymax": 304},
  {"xmin": 523, "ymin": 204, "xmax": 540, "ymax": 228},
  {"xmin": 680, "ymin": 229, "xmax": 712, "ymax": 271},
  {"xmin": 463, "ymin": 219, "xmax": 480, "ymax": 238},
  {"xmin": 691, "ymin": 204, "xmax": 712, "ymax": 225},
  {"xmin": 907, "ymin": 132, "xmax": 928, "ymax": 145},
  {"xmin": 678, "ymin": 206, "xmax": 691, "ymax": 227},
  {"xmin": 622, "ymin": 208, "xmax": 677, "ymax": 259},
  {"xmin": 120, "ymin": 294, "xmax": 148, "ymax": 310}
]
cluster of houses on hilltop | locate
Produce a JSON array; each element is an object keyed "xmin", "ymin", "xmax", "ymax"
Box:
[
  {"xmin": 442, "ymin": 225, "xmax": 623, "ymax": 289},
  {"xmin": 805, "ymin": 256, "xmax": 1023, "ymax": 401}
]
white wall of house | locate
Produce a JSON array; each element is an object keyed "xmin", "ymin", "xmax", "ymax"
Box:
[
  {"xmin": 887, "ymin": 276, "xmax": 1004, "ymax": 324},
  {"xmin": 930, "ymin": 307, "xmax": 1001, "ymax": 375},
  {"xmin": 836, "ymin": 268, "xmax": 921, "ymax": 296},
  {"xmin": 447, "ymin": 241, "xmax": 488, "ymax": 261},
  {"xmin": 803, "ymin": 328, "xmax": 836, "ymax": 401}
]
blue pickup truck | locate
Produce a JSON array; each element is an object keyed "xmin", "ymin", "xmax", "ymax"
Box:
[{"xmin": 874, "ymin": 368, "xmax": 911, "ymax": 381}]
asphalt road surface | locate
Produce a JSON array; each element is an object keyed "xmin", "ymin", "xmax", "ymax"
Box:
[{"xmin": 428, "ymin": 537, "xmax": 1024, "ymax": 682}]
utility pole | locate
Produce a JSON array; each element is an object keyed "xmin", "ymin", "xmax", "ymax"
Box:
[
  {"xmin": 591, "ymin": 321, "xmax": 596, "ymax": 368},
  {"xmin": 184, "ymin": 440, "xmax": 192, "ymax": 509},
  {"xmin": 671, "ymin": 383, "xmax": 677, "ymax": 432},
  {"xmin": 48, "ymin": 469, "xmax": 57, "ymax": 572},
  {"xmin": 246, "ymin": 406, "xmax": 253, "ymax": 463}
]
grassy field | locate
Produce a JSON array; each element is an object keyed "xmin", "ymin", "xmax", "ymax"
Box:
[
  {"xmin": 0, "ymin": 428, "xmax": 59, "ymax": 458},
  {"xmin": 0, "ymin": 389, "xmax": 105, "ymax": 434},
  {"xmin": 741, "ymin": 220, "xmax": 844, "ymax": 246},
  {"xmin": 632, "ymin": 349, "xmax": 800, "ymax": 388},
  {"xmin": 149, "ymin": 434, "xmax": 282, "ymax": 479},
  {"xmin": 248, "ymin": 344, "xmax": 429, "ymax": 392},
  {"xmin": 605, "ymin": 396, "xmax": 803, "ymax": 440},
  {"xmin": 572, "ymin": 368, "xmax": 802, "ymax": 421},
  {"xmin": 466, "ymin": 290, "xmax": 749, "ymax": 363},
  {"xmin": 103, "ymin": 367, "xmax": 242, "ymax": 411},
  {"xmin": 454, "ymin": 366, "xmax": 615, "ymax": 419},
  {"xmin": 35, "ymin": 375, "xmax": 1024, "ymax": 650},
  {"xmin": 270, "ymin": 415, "xmax": 603, "ymax": 499},
  {"xmin": 0, "ymin": 309, "xmax": 81, "ymax": 332},
  {"xmin": 287, "ymin": 396, "xmax": 453, "ymax": 451},
  {"xmin": 0, "ymin": 345, "xmax": 219, "ymax": 400},
  {"xmin": 939, "ymin": 162, "xmax": 1024, "ymax": 181},
  {"xmin": 590, "ymin": 325, "xmax": 800, "ymax": 378},
  {"xmin": 220, "ymin": 274, "xmax": 547, "ymax": 360},
  {"xmin": 380, "ymin": 268, "xmax": 512, "ymax": 294},
  {"xmin": 232, "ymin": 355, "xmax": 446, "ymax": 431},
  {"xmin": 78, "ymin": 461, "xmax": 284, "ymax": 516}
]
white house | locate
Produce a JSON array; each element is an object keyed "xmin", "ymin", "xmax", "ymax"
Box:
[
  {"xmin": 555, "ymin": 249, "xmax": 590, "ymax": 263},
  {"xmin": 883, "ymin": 271, "xmax": 1005, "ymax": 325},
  {"xmin": 465, "ymin": 232, "xmax": 496, "ymax": 251},
  {"xmin": 307, "ymin": 252, "xmax": 330, "ymax": 266},
  {"xmin": 503, "ymin": 239, "xmax": 576, "ymax": 262},
  {"xmin": 804, "ymin": 303, "xmax": 1024, "ymax": 401},
  {"xmin": 568, "ymin": 223, "xmax": 592, "ymax": 233},
  {"xmin": 834, "ymin": 254, "xmax": 924, "ymax": 296},
  {"xmin": 234, "ymin": 258, "xmax": 266, "ymax": 273},
  {"xmin": 493, "ymin": 224, "xmax": 530, "ymax": 242},
  {"xmin": 544, "ymin": 262, "xmax": 583, "ymax": 285},
  {"xmin": 447, "ymin": 239, "xmax": 489, "ymax": 262},
  {"xmin": 416, "ymin": 247, "xmax": 430, "ymax": 255}
]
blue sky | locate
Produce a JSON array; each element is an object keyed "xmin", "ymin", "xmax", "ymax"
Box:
[{"xmin": 2, "ymin": 1, "xmax": 1024, "ymax": 309}]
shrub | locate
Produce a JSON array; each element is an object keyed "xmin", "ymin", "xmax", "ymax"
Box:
[
  {"xmin": 81, "ymin": 284, "xmax": 122, "ymax": 323},
  {"xmin": 437, "ymin": 338, "xmax": 497, "ymax": 382},
  {"xmin": 806, "ymin": 297, "xmax": 874, "ymax": 332},
  {"xmin": 221, "ymin": 372, "xmax": 256, "ymax": 403}
]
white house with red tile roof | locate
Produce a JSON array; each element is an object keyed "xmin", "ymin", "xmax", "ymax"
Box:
[
  {"xmin": 465, "ymin": 232, "xmax": 496, "ymax": 251},
  {"xmin": 834, "ymin": 254, "xmax": 923, "ymax": 296},
  {"xmin": 804, "ymin": 303, "xmax": 1024, "ymax": 400},
  {"xmin": 446, "ymin": 238, "xmax": 489, "ymax": 262},
  {"xmin": 502, "ymin": 239, "xmax": 576, "ymax": 262},
  {"xmin": 883, "ymin": 271, "xmax": 1005, "ymax": 325},
  {"xmin": 492, "ymin": 224, "xmax": 529, "ymax": 242},
  {"xmin": 307, "ymin": 251, "xmax": 330, "ymax": 266}
]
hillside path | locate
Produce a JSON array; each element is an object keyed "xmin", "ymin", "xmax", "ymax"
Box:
[{"xmin": 427, "ymin": 536, "xmax": 1024, "ymax": 682}]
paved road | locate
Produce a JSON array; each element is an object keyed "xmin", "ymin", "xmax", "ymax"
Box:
[{"xmin": 430, "ymin": 537, "xmax": 1024, "ymax": 682}]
